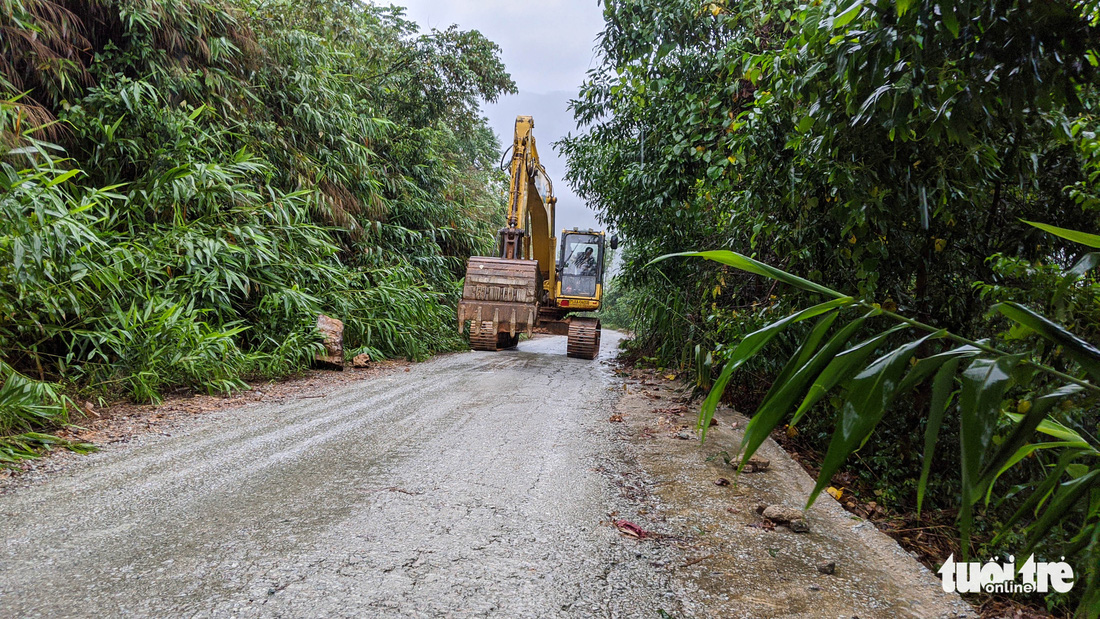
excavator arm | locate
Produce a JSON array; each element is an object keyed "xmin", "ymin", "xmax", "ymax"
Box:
[{"xmin": 500, "ymin": 116, "xmax": 556, "ymax": 297}]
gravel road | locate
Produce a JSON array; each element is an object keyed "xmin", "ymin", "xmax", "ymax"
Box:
[
  {"xmin": 0, "ymin": 332, "xmax": 681, "ymax": 618},
  {"xmin": 0, "ymin": 332, "xmax": 967, "ymax": 618}
]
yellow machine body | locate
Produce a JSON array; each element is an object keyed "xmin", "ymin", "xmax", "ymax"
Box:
[{"xmin": 457, "ymin": 116, "xmax": 613, "ymax": 359}]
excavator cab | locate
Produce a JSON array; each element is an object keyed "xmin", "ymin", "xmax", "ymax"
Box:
[{"xmin": 557, "ymin": 230, "xmax": 607, "ymax": 308}]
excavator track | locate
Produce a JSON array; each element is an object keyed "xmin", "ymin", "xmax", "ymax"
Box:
[
  {"xmin": 469, "ymin": 322, "xmax": 520, "ymax": 351},
  {"xmin": 566, "ymin": 318, "xmax": 601, "ymax": 360}
]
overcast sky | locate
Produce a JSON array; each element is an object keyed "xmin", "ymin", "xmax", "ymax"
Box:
[{"xmin": 384, "ymin": 0, "xmax": 607, "ymax": 233}]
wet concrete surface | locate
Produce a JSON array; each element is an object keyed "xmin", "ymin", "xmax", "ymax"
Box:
[
  {"xmin": 609, "ymin": 373, "xmax": 973, "ymax": 619},
  {"xmin": 0, "ymin": 332, "xmax": 683, "ymax": 618}
]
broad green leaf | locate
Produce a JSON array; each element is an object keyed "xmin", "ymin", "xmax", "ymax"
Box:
[
  {"xmin": 980, "ymin": 384, "xmax": 1087, "ymax": 493},
  {"xmin": 995, "ymin": 302, "xmax": 1100, "ymax": 380},
  {"xmin": 697, "ymin": 297, "xmax": 856, "ymax": 440},
  {"xmin": 789, "ymin": 320, "xmax": 904, "ymax": 427},
  {"xmin": 738, "ymin": 311, "xmax": 842, "ymax": 467},
  {"xmin": 653, "ymin": 250, "xmax": 849, "ymax": 299},
  {"xmin": 917, "ymin": 358, "xmax": 961, "ymax": 515},
  {"xmin": 808, "ymin": 332, "xmax": 939, "ymax": 507},
  {"xmin": 958, "ymin": 356, "xmax": 1020, "ymax": 557},
  {"xmin": 941, "ymin": 7, "xmax": 960, "ymax": 37},
  {"xmin": 896, "ymin": 0, "xmax": 917, "ymax": 16},
  {"xmin": 833, "ymin": 1, "xmax": 863, "ymax": 28},
  {"xmin": 1023, "ymin": 220, "xmax": 1100, "ymax": 248}
]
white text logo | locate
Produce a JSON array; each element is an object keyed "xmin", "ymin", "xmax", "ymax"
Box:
[{"xmin": 938, "ymin": 554, "xmax": 1074, "ymax": 594}]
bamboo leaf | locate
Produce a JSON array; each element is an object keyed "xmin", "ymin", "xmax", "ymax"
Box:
[
  {"xmin": 997, "ymin": 449, "xmax": 1086, "ymax": 541},
  {"xmin": 1067, "ymin": 252, "xmax": 1100, "ymax": 280},
  {"xmin": 983, "ymin": 441, "xmax": 1086, "ymax": 505},
  {"xmin": 757, "ymin": 311, "xmax": 839, "ymax": 407},
  {"xmin": 1022, "ymin": 470, "xmax": 1100, "ymax": 558},
  {"xmin": 45, "ymin": 169, "xmax": 81, "ymax": 187},
  {"xmin": 1023, "ymin": 220, "xmax": 1100, "ymax": 248},
  {"xmin": 697, "ymin": 297, "xmax": 855, "ymax": 440},
  {"xmin": 737, "ymin": 311, "xmax": 840, "ymax": 467},
  {"xmin": 652, "ymin": 250, "xmax": 849, "ymax": 299},
  {"xmin": 958, "ymin": 356, "xmax": 1020, "ymax": 557},
  {"xmin": 1003, "ymin": 411, "xmax": 1095, "ymax": 444},
  {"xmin": 789, "ymin": 320, "xmax": 904, "ymax": 426},
  {"xmin": 896, "ymin": 345, "xmax": 981, "ymax": 396},
  {"xmin": 980, "ymin": 384, "xmax": 1087, "ymax": 490}
]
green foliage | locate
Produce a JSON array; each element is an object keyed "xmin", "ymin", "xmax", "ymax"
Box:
[
  {"xmin": 570, "ymin": 0, "xmax": 1100, "ymax": 613},
  {"xmin": 664, "ymin": 244, "xmax": 1100, "ymax": 616},
  {"xmin": 596, "ymin": 275, "xmax": 633, "ymax": 332},
  {"xmin": 0, "ymin": 0, "xmax": 512, "ymax": 459},
  {"xmin": 563, "ymin": 0, "xmax": 1100, "ymax": 353},
  {"xmin": 0, "ymin": 361, "xmax": 95, "ymax": 466}
]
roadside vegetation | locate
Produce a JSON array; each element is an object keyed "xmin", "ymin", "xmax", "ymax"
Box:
[
  {"xmin": 1, "ymin": 0, "xmax": 509, "ymax": 461},
  {"xmin": 562, "ymin": 0, "xmax": 1100, "ymax": 614}
]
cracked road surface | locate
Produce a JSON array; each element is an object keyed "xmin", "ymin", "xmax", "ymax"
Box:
[{"xmin": 0, "ymin": 332, "xmax": 680, "ymax": 618}]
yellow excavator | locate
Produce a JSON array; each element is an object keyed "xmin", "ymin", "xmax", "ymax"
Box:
[{"xmin": 457, "ymin": 116, "xmax": 617, "ymax": 359}]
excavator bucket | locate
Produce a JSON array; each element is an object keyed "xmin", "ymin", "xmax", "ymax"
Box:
[{"xmin": 458, "ymin": 257, "xmax": 539, "ymax": 351}]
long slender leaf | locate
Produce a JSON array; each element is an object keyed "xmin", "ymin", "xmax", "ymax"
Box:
[
  {"xmin": 697, "ymin": 296, "xmax": 855, "ymax": 440},
  {"xmin": 958, "ymin": 356, "xmax": 1020, "ymax": 557},
  {"xmin": 1067, "ymin": 252, "xmax": 1100, "ymax": 280},
  {"xmin": 983, "ymin": 441, "xmax": 1087, "ymax": 505},
  {"xmin": 1022, "ymin": 470, "xmax": 1100, "ymax": 558},
  {"xmin": 737, "ymin": 311, "xmax": 841, "ymax": 468},
  {"xmin": 759, "ymin": 311, "xmax": 839, "ymax": 405},
  {"xmin": 895, "ymin": 344, "xmax": 982, "ymax": 396},
  {"xmin": 653, "ymin": 250, "xmax": 849, "ymax": 299},
  {"xmin": 994, "ymin": 452, "xmax": 1087, "ymax": 545},
  {"xmin": 788, "ymin": 319, "xmax": 902, "ymax": 427},
  {"xmin": 808, "ymin": 332, "xmax": 941, "ymax": 506},
  {"xmin": 1004, "ymin": 413, "xmax": 1096, "ymax": 444},
  {"xmin": 979, "ymin": 384, "xmax": 1086, "ymax": 491},
  {"xmin": 1023, "ymin": 220, "xmax": 1100, "ymax": 248},
  {"xmin": 917, "ymin": 358, "xmax": 961, "ymax": 515},
  {"xmin": 996, "ymin": 302, "xmax": 1100, "ymax": 380}
]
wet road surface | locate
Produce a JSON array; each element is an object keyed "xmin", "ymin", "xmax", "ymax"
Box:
[{"xmin": 0, "ymin": 332, "xmax": 679, "ymax": 618}]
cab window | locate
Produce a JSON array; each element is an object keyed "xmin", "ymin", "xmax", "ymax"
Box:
[{"xmin": 561, "ymin": 234, "xmax": 600, "ymax": 297}]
